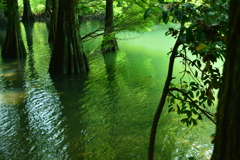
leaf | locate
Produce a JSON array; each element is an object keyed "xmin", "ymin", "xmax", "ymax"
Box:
[
  {"xmin": 177, "ymin": 105, "xmax": 181, "ymax": 115},
  {"xmin": 186, "ymin": 28, "xmax": 195, "ymax": 42},
  {"xmin": 158, "ymin": 0, "xmax": 164, "ymax": 3},
  {"xmin": 198, "ymin": 114, "xmax": 203, "ymax": 121},
  {"xmin": 186, "ymin": 110, "xmax": 192, "ymax": 117},
  {"xmin": 144, "ymin": 7, "xmax": 152, "ymax": 20},
  {"xmin": 207, "ymin": 99, "xmax": 212, "ymax": 106},
  {"xmin": 196, "ymin": 90, "xmax": 200, "ymax": 97},
  {"xmin": 192, "ymin": 109, "xmax": 198, "ymax": 115},
  {"xmin": 196, "ymin": 27, "xmax": 206, "ymax": 41},
  {"xmin": 168, "ymin": 107, "xmax": 174, "ymax": 113},
  {"xmin": 192, "ymin": 118, "xmax": 197, "ymax": 126},
  {"xmin": 195, "ymin": 70, "xmax": 198, "ymax": 78},
  {"xmin": 196, "ymin": 43, "xmax": 206, "ymax": 51},
  {"xmin": 162, "ymin": 11, "xmax": 168, "ymax": 24}
]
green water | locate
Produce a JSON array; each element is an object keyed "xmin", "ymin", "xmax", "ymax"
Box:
[{"xmin": 0, "ymin": 21, "xmax": 215, "ymax": 160}]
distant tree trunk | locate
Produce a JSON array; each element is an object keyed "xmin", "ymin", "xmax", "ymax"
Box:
[
  {"xmin": 1, "ymin": 0, "xmax": 26, "ymax": 60},
  {"xmin": 22, "ymin": 0, "xmax": 35, "ymax": 23},
  {"xmin": 49, "ymin": 0, "xmax": 89, "ymax": 74},
  {"xmin": 0, "ymin": 7, "xmax": 7, "ymax": 47},
  {"xmin": 48, "ymin": 0, "xmax": 58, "ymax": 45},
  {"xmin": 0, "ymin": 9, "xmax": 7, "ymax": 28},
  {"xmin": 211, "ymin": 0, "xmax": 240, "ymax": 160},
  {"xmin": 101, "ymin": 0, "xmax": 118, "ymax": 52}
]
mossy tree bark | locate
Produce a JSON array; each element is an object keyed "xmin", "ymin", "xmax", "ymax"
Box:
[
  {"xmin": 22, "ymin": 0, "xmax": 35, "ymax": 23},
  {"xmin": 211, "ymin": 0, "xmax": 240, "ymax": 159},
  {"xmin": 49, "ymin": 0, "xmax": 89, "ymax": 75},
  {"xmin": 101, "ymin": 0, "xmax": 118, "ymax": 52},
  {"xmin": 1, "ymin": 0, "xmax": 26, "ymax": 60}
]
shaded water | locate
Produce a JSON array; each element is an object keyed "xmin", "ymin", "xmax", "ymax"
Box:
[{"xmin": 0, "ymin": 21, "xmax": 215, "ymax": 160}]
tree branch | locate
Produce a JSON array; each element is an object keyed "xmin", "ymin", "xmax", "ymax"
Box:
[{"xmin": 169, "ymin": 87, "xmax": 216, "ymax": 125}]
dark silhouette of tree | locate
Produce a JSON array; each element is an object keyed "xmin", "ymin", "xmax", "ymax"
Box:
[
  {"xmin": 22, "ymin": 0, "xmax": 35, "ymax": 23},
  {"xmin": 211, "ymin": 0, "xmax": 240, "ymax": 159},
  {"xmin": 49, "ymin": 0, "xmax": 89, "ymax": 75},
  {"xmin": 1, "ymin": 0, "xmax": 26, "ymax": 60},
  {"xmin": 48, "ymin": 0, "xmax": 58, "ymax": 45},
  {"xmin": 0, "ymin": 0, "xmax": 7, "ymax": 28},
  {"xmin": 45, "ymin": 0, "xmax": 52, "ymax": 16},
  {"xmin": 101, "ymin": 0, "xmax": 118, "ymax": 52}
]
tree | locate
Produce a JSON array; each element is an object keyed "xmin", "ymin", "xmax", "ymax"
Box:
[
  {"xmin": 48, "ymin": 0, "xmax": 58, "ymax": 45},
  {"xmin": 0, "ymin": 0, "xmax": 7, "ymax": 28},
  {"xmin": 144, "ymin": 1, "xmax": 228, "ymax": 159},
  {"xmin": 1, "ymin": 0, "xmax": 26, "ymax": 60},
  {"xmin": 45, "ymin": 0, "xmax": 52, "ymax": 15},
  {"xmin": 48, "ymin": 0, "xmax": 89, "ymax": 74},
  {"xmin": 211, "ymin": 0, "xmax": 240, "ymax": 159},
  {"xmin": 22, "ymin": 0, "xmax": 35, "ymax": 23},
  {"xmin": 101, "ymin": 0, "xmax": 118, "ymax": 52}
]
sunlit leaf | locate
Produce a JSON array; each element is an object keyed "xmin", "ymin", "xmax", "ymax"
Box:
[{"xmin": 196, "ymin": 43, "xmax": 206, "ymax": 51}]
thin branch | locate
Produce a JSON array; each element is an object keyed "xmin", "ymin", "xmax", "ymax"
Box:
[{"xmin": 169, "ymin": 87, "xmax": 216, "ymax": 125}]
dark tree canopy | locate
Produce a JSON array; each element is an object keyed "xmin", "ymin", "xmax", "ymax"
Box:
[
  {"xmin": 211, "ymin": 0, "xmax": 240, "ymax": 159},
  {"xmin": 1, "ymin": 0, "xmax": 26, "ymax": 60},
  {"xmin": 49, "ymin": 0, "xmax": 89, "ymax": 75}
]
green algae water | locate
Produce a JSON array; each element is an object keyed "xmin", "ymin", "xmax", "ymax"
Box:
[{"xmin": 0, "ymin": 21, "xmax": 215, "ymax": 160}]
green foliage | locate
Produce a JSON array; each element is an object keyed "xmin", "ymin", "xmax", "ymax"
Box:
[
  {"xmin": 146, "ymin": 0, "xmax": 229, "ymax": 128},
  {"xmin": 0, "ymin": 0, "xmax": 6, "ymax": 9},
  {"xmin": 18, "ymin": 0, "xmax": 46, "ymax": 15}
]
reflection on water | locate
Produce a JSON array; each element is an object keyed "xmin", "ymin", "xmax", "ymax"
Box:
[{"xmin": 0, "ymin": 22, "xmax": 215, "ymax": 159}]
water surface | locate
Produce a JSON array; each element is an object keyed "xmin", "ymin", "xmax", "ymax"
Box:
[{"xmin": 0, "ymin": 22, "xmax": 215, "ymax": 160}]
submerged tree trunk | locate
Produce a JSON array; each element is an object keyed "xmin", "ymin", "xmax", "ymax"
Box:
[
  {"xmin": 48, "ymin": 0, "xmax": 58, "ymax": 45},
  {"xmin": 101, "ymin": 0, "xmax": 118, "ymax": 52},
  {"xmin": 211, "ymin": 0, "xmax": 240, "ymax": 160},
  {"xmin": 49, "ymin": 0, "xmax": 89, "ymax": 75},
  {"xmin": 22, "ymin": 0, "xmax": 35, "ymax": 23},
  {"xmin": 1, "ymin": 0, "xmax": 26, "ymax": 60}
]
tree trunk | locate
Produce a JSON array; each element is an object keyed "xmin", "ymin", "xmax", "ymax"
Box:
[
  {"xmin": 22, "ymin": 0, "xmax": 35, "ymax": 23},
  {"xmin": 1, "ymin": 0, "xmax": 26, "ymax": 60},
  {"xmin": 101, "ymin": 0, "xmax": 118, "ymax": 52},
  {"xmin": 211, "ymin": 0, "xmax": 240, "ymax": 159},
  {"xmin": 49, "ymin": 0, "xmax": 89, "ymax": 75},
  {"xmin": 0, "ymin": 9, "xmax": 7, "ymax": 28},
  {"xmin": 45, "ymin": 0, "xmax": 52, "ymax": 15},
  {"xmin": 48, "ymin": 0, "xmax": 58, "ymax": 45}
]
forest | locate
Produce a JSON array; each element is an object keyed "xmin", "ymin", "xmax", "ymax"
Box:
[{"xmin": 0, "ymin": 0, "xmax": 239, "ymax": 159}]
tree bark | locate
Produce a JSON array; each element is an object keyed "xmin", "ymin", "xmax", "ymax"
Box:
[
  {"xmin": 1, "ymin": 0, "xmax": 26, "ymax": 60},
  {"xmin": 22, "ymin": 0, "xmax": 35, "ymax": 23},
  {"xmin": 0, "ymin": 8, "xmax": 7, "ymax": 28},
  {"xmin": 101, "ymin": 0, "xmax": 118, "ymax": 52},
  {"xmin": 211, "ymin": 0, "xmax": 240, "ymax": 159},
  {"xmin": 49, "ymin": 0, "xmax": 89, "ymax": 75},
  {"xmin": 45, "ymin": 0, "xmax": 52, "ymax": 15},
  {"xmin": 48, "ymin": 0, "xmax": 58, "ymax": 45}
]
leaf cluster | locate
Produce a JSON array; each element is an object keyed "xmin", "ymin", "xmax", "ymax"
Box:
[{"xmin": 145, "ymin": 0, "xmax": 229, "ymax": 127}]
